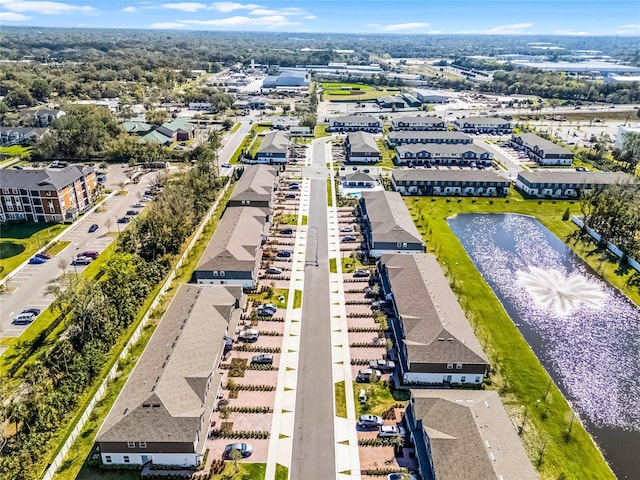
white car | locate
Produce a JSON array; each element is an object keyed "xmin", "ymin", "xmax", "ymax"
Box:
[
  {"xmin": 378, "ymin": 425, "xmax": 406, "ymax": 438},
  {"xmin": 340, "ymin": 226, "xmax": 354, "ymax": 233}
]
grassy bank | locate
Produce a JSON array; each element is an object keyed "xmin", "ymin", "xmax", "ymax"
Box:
[
  {"xmin": 335, "ymin": 380, "xmax": 347, "ymax": 418},
  {"xmin": 0, "ymin": 222, "xmax": 67, "ymax": 280},
  {"xmin": 407, "ymin": 191, "xmax": 621, "ymax": 480}
]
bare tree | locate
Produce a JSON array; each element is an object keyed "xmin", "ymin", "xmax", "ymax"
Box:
[{"xmin": 104, "ymin": 217, "xmax": 113, "ymax": 233}]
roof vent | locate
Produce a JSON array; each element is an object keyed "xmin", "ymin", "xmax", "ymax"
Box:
[{"xmin": 437, "ymin": 337, "xmax": 445, "ymax": 341}]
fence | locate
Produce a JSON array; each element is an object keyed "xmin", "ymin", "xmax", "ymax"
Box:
[
  {"xmin": 42, "ymin": 179, "xmax": 230, "ymax": 480},
  {"xmin": 571, "ymin": 215, "xmax": 639, "ymax": 272}
]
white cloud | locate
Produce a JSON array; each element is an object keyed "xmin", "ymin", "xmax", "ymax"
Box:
[
  {"xmin": 150, "ymin": 21, "xmax": 187, "ymax": 28},
  {"xmin": 616, "ymin": 23, "xmax": 640, "ymax": 35},
  {"xmin": 162, "ymin": 2, "xmax": 208, "ymax": 12},
  {"xmin": 0, "ymin": 11, "xmax": 31, "ymax": 21},
  {"xmin": 554, "ymin": 29, "xmax": 589, "ymax": 36},
  {"xmin": 428, "ymin": 30, "xmax": 444, "ymax": 34},
  {"xmin": 1, "ymin": 1, "xmax": 94, "ymax": 14},
  {"xmin": 382, "ymin": 22, "xmax": 430, "ymax": 32},
  {"xmin": 183, "ymin": 14, "xmax": 297, "ymax": 28},
  {"xmin": 249, "ymin": 8, "xmax": 278, "ymax": 15},
  {"xmin": 303, "ymin": 15, "xmax": 316, "ymax": 20},
  {"xmin": 123, "ymin": 6, "xmax": 138, "ymax": 12},
  {"xmin": 483, "ymin": 22, "xmax": 533, "ymax": 34},
  {"xmin": 366, "ymin": 23, "xmax": 381, "ymax": 28},
  {"xmin": 211, "ymin": 2, "xmax": 261, "ymax": 12}
]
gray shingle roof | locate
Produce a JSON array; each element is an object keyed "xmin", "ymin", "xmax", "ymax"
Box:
[
  {"xmin": 392, "ymin": 116, "xmax": 444, "ymax": 126},
  {"xmin": 96, "ymin": 285, "xmax": 244, "ymax": 448},
  {"xmin": 517, "ymin": 170, "xmax": 634, "ymax": 186},
  {"xmin": 347, "ymin": 131, "xmax": 379, "ymax": 154},
  {"xmin": 196, "ymin": 206, "xmax": 269, "ymax": 273},
  {"xmin": 513, "ymin": 133, "xmax": 571, "ymax": 155},
  {"xmin": 392, "ymin": 169, "xmax": 509, "ymax": 184},
  {"xmin": 457, "ymin": 116, "xmax": 511, "ymax": 126},
  {"xmin": 344, "ymin": 171, "xmax": 377, "ymax": 183},
  {"xmin": 396, "ymin": 143, "xmax": 490, "ymax": 156},
  {"xmin": 229, "ymin": 165, "xmax": 277, "ymax": 205},
  {"xmin": 388, "ymin": 131, "xmax": 471, "ymax": 143},
  {"xmin": 0, "ymin": 165, "xmax": 94, "ymax": 191},
  {"xmin": 331, "ymin": 115, "xmax": 381, "ymax": 125},
  {"xmin": 361, "ymin": 191, "xmax": 424, "ymax": 245},
  {"xmin": 258, "ymin": 131, "xmax": 289, "ymax": 154},
  {"xmin": 410, "ymin": 390, "xmax": 538, "ymax": 480},
  {"xmin": 381, "ymin": 253, "xmax": 488, "ymax": 365}
]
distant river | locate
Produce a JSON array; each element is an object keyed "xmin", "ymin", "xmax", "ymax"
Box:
[{"xmin": 447, "ymin": 213, "xmax": 640, "ymax": 479}]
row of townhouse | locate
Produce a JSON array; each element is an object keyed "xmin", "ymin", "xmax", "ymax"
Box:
[
  {"xmin": 394, "ymin": 143, "xmax": 494, "ymax": 167},
  {"xmin": 386, "ymin": 130, "xmax": 472, "ymax": 147},
  {"xmin": 392, "ymin": 169, "xmax": 510, "ymax": 197},
  {"xmin": 329, "ymin": 115, "xmax": 512, "ymax": 135},
  {"xmin": 0, "ymin": 165, "xmax": 97, "ymax": 223},
  {"xmin": 357, "ymin": 191, "xmax": 536, "ymax": 480},
  {"xmin": 255, "ymin": 131, "xmax": 289, "ymax": 164},
  {"xmin": 95, "ymin": 165, "xmax": 281, "ymax": 468},
  {"xmin": 515, "ymin": 170, "xmax": 634, "ymax": 198},
  {"xmin": 0, "ymin": 126, "xmax": 45, "ymax": 146},
  {"xmin": 510, "ymin": 132, "xmax": 574, "ymax": 166},
  {"xmin": 96, "ymin": 284, "xmax": 246, "ymax": 467},
  {"xmin": 345, "ymin": 131, "xmax": 381, "ymax": 163},
  {"xmin": 193, "ymin": 165, "xmax": 277, "ymax": 289}
]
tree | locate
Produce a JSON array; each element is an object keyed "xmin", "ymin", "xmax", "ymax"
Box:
[
  {"xmin": 145, "ymin": 109, "xmax": 169, "ymax": 126},
  {"xmin": 104, "ymin": 217, "xmax": 113, "ymax": 233},
  {"xmin": 4, "ymin": 88, "xmax": 35, "ymax": 108},
  {"xmin": 29, "ymin": 79, "xmax": 51, "ymax": 102},
  {"xmin": 230, "ymin": 448, "xmax": 243, "ymax": 473}
]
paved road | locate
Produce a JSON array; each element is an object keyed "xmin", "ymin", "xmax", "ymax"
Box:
[
  {"xmin": 218, "ymin": 121, "xmax": 250, "ymax": 173},
  {"xmin": 0, "ymin": 170, "xmax": 159, "ymax": 337},
  {"xmin": 291, "ymin": 138, "xmax": 336, "ymax": 479}
]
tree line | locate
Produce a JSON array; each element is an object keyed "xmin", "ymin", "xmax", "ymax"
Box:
[{"xmin": 0, "ymin": 135, "xmax": 227, "ymax": 479}]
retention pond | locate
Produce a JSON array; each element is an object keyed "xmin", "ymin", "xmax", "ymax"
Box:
[{"xmin": 447, "ymin": 213, "xmax": 640, "ymax": 479}]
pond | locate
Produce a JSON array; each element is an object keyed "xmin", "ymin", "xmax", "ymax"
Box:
[{"xmin": 447, "ymin": 213, "xmax": 640, "ymax": 479}]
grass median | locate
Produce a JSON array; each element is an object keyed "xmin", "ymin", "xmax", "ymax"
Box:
[{"xmin": 407, "ymin": 191, "xmax": 619, "ymax": 479}]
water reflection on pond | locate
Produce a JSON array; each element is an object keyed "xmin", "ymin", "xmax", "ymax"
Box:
[{"xmin": 447, "ymin": 213, "xmax": 640, "ymax": 478}]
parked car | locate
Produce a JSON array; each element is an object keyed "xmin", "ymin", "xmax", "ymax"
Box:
[
  {"xmin": 387, "ymin": 473, "xmax": 418, "ymax": 480},
  {"xmin": 276, "ymin": 250, "xmax": 292, "ymax": 258},
  {"xmin": 371, "ymin": 300, "xmax": 390, "ymax": 309},
  {"xmin": 369, "ymin": 359, "xmax": 395, "ymax": 371},
  {"xmin": 221, "ymin": 163, "xmax": 232, "ymax": 168},
  {"xmin": 284, "ymin": 193, "xmax": 296, "ymax": 199},
  {"xmin": 131, "ymin": 203, "xmax": 144, "ymax": 209},
  {"xmin": 257, "ymin": 304, "xmax": 277, "ymax": 316},
  {"xmin": 12, "ymin": 312, "xmax": 36, "ymax": 325},
  {"xmin": 223, "ymin": 443, "xmax": 253, "ymax": 459},
  {"xmin": 251, "ymin": 354, "xmax": 273, "ymax": 365},
  {"xmin": 356, "ymin": 369, "xmax": 379, "ymax": 383},
  {"xmin": 126, "ymin": 210, "xmax": 140, "ymax": 216},
  {"xmin": 117, "ymin": 217, "xmax": 130, "ymax": 223},
  {"xmin": 88, "ymin": 223, "xmax": 99, "ymax": 233},
  {"xmin": 21, "ymin": 308, "xmax": 41, "ymax": 317},
  {"xmin": 71, "ymin": 256, "xmax": 92, "ymax": 266},
  {"xmin": 354, "ymin": 269, "xmax": 370, "ymax": 278},
  {"xmin": 378, "ymin": 425, "xmax": 406, "ymax": 438},
  {"xmin": 280, "ymin": 227, "xmax": 293, "ymax": 235},
  {"xmin": 238, "ymin": 329, "xmax": 259, "ymax": 342},
  {"xmin": 81, "ymin": 251, "xmax": 99, "ymax": 260},
  {"xmin": 340, "ymin": 226, "xmax": 354, "ymax": 233},
  {"xmin": 342, "ymin": 235, "xmax": 357, "ymax": 242},
  {"xmin": 358, "ymin": 414, "xmax": 384, "ymax": 428},
  {"xmin": 28, "ymin": 256, "xmax": 46, "ymax": 264},
  {"xmin": 35, "ymin": 252, "xmax": 51, "ymax": 260},
  {"xmin": 267, "ymin": 267, "xmax": 283, "ymax": 275}
]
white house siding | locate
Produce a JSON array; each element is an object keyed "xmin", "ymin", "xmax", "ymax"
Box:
[
  {"xmin": 348, "ymin": 155, "xmax": 379, "ymax": 163},
  {"xmin": 196, "ymin": 278, "xmax": 254, "ymax": 288},
  {"xmin": 539, "ymin": 157, "xmax": 572, "ymax": 166},
  {"xmin": 403, "ymin": 372, "xmax": 483, "ymax": 385},
  {"xmin": 370, "ymin": 248, "xmax": 419, "ymax": 258},
  {"xmin": 101, "ymin": 452, "xmax": 200, "ymax": 467}
]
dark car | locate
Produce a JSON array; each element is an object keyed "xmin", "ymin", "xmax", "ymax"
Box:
[
  {"xmin": 35, "ymin": 252, "xmax": 51, "ymax": 260},
  {"xmin": 280, "ymin": 227, "xmax": 293, "ymax": 235},
  {"xmin": 88, "ymin": 223, "xmax": 99, "ymax": 233},
  {"xmin": 342, "ymin": 235, "xmax": 357, "ymax": 242},
  {"xmin": 126, "ymin": 210, "xmax": 140, "ymax": 216},
  {"xmin": 117, "ymin": 217, "xmax": 130, "ymax": 224},
  {"xmin": 284, "ymin": 193, "xmax": 296, "ymax": 199},
  {"xmin": 276, "ymin": 250, "xmax": 292, "ymax": 258},
  {"xmin": 81, "ymin": 251, "xmax": 99, "ymax": 260},
  {"xmin": 29, "ymin": 256, "xmax": 46, "ymax": 264},
  {"xmin": 22, "ymin": 308, "xmax": 41, "ymax": 317},
  {"xmin": 251, "ymin": 354, "xmax": 273, "ymax": 365},
  {"xmin": 224, "ymin": 443, "xmax": 253, "ymax": 459}
]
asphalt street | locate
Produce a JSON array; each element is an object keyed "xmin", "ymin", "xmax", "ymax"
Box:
[{"xmin": 291, "ymin": 139, "xmax": 336, "ymax": 479}]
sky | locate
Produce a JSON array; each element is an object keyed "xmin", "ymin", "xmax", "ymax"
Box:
[{"xmin": 0, "ymin": 0, "xmax": 639, "ymax": 35}]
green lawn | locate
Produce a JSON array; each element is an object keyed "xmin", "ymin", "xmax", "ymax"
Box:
[
  {"xmin": 327, "ymin": 178, "xmax": 334, "ymax": 207},
  {"xmin": 407, "ymin": 191, "xmax": 622, "ymax": 479},
  {"xmin": 335, "ymin": 380, "xmax": 347, "ymax": 418},
  {"xmin": 353, "ymin": 381, "xmax": 410, "ymax": 417},
  {"xmin": 230, "ymin": 122, "xmax": 241, "ymax": 133},
  {"xmin": 275, "ymin": 463, "xmax": 289, "ymax": 480},
  {"xmin": 341, "ymin": 254, "xmax": 363, "ymax": 273},
  {"xmin": 293, "ymin": 289, "xmax": 303, "ymax": 309},
  {"xmin": 375, "ymin": 139, "xmax": 396, "ymax": 169},
  {"xmin": 249, "ymin": 134, "xmax": 265, "ymax": 159},
  {"xmin": 301, "ymin": 215, "xmax": 308, "ymax": 226},
  {"xmin": 0, "ymin": 222, "xmax": 67, "ymax": 280},
  {"xmin": 315, "ymin": 125, "xmax": 330, "ymax": 138},
  {"xmin": 329, "ymin": 258, "xmax": 337, "ymax": 273},
  {"xmin": 46, "ymin": 240, "xmax": 71, "ymax": 256},
  {"xmin": 321, "ymin": 82, "xmax": 376, "ymax": 91},
  {"xmin": 274, "ymin": 213, "xmax": 298, "ymax": 225}
]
